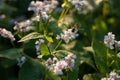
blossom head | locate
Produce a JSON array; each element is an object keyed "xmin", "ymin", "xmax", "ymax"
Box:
[{"xmin": 104, "ymin": 32, "xmax": 115, "ymax": 49}]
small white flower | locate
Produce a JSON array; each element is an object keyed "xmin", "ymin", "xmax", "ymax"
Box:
[
  {"xmin": 68, "ymin": 0, "xmax": 87, "ymax": 12},
  {"xmin": 110, "ymin": 72, "xmax": 120, "ymax": 79},
  {"xmin": 53, "ymin": 57, "xmax": 58, "ymax": 62},
  {"xmin": 56, "ymin": 35, "xmax": 61, "ymax": 40},
  {"xmin": 45, "ymin": 58, "xmax": 53, "ymax": 66},
  {"xmin": 14, "ymin": 20, "xmax": 32, "ymax": 32},
  {"xmin": 101, "ymin": 77, "xmax": 114, "ymax": 80},
  {"xmin": 28, "ymin": 1, "xmax": 43, "ymax": 15},
  {"xmin": 70, "ymin": 59, "xmax": 75, "ymax": 68},
  {"xmin": 35, "ymin": 15, "xmax": 40, "ymax": 21},
  {"xmin": 41, "ymin": 12, "xmax": 49, "ymax": 20},
  {"xmin": 35, "ymin": 39, "xmax": 44, "ymax": 55},
  {"xmin": 115, "ymin": 41, "xmax": 120, "ymax": 47},
  {"xmin": 56, "ymin": 60, "xmax": 68, "ymax": 69},
  {"xmin": 110, "ymin": 72, "xmax": 117, "ymax": 78},
  {"xmin": 53, "ymin": 66, "xmax": 63, "ymax": 75},
  {"xmin": 101, "ymin": 71, "xmax": 120, "ymax": 80},
  {"xmin": 56, "ymin": 28, "xmax": 79, "ymax": 43},
  {"xmin": 17, "ymin": 56, "xmax": 26, "ymax": 68},
  {"xmin": 65, "ymin": 53, "xmax": 76, "ymax": 60},
  {"xmin": 104, "ymin": 32, "xmax": 115, "ymax": 49},
  {"xmin": 0, "ymin": 28, "xmax": 15, "ymax": 41},
  {"xmin": 65, "ymin": 54, "xmax": 76, "ymax": 70}
]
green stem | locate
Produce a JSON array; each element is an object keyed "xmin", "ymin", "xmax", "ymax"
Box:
[
  {"xmin": 18, "ymin": 34, "xmax": 22, "ymax": 38},
  {"xmin": 11, "ymin": 41, "xmax": 15, "ymax": 48},
  {"xmin": 53, "ymin": 39, "xmax": 62, "ymax": 51},
  {"xmin": 57, "ymin": 8, "xmax": 66, "ymax": 23},
  {"xmin": 57, "ymin": 7, "xmax": 70, "ymax": 24},
  {"xmin": 67, "ymin": 71, "xmax": 69, "ymax": 80},
  {"xmin": 106, "ymin": 48, "xmax": 109, "ymax": 66},
  {"xmin": 64, "ymin": 7, "xmax": 69, "ymax": 17}
]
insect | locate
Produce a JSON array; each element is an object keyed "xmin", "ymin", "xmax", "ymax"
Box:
[{"xmin": 71, "ymin": 23, "xmax": 78, "ymax": 32}]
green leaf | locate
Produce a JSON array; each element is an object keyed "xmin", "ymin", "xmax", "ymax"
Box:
[
  {"xmin": 19, "ymin": 57, "xmax": 46, "ymax": 80},
  {"xmin": 83, "ymin": 46, "xmax": 94, "ymax": 52},
  {"xmin": 47, "ymin": 21, "xmax": 62, "ymax": 35},
  {"xmin": 46, "ymin": 37, "xmax": 53, "ymax": 42},
  {"xmin": 19, "ymin": 57, "xmax": 61, "ymax": 80},
  {"xmin": 40, "ymin": 44, "xmax": 51, "ymax": 56},
  {"xmin": 18, "ymin": 32, "xmax": 44, "ymax": 42},
  {"xmin": 103, "ymin": 45, "xmax": 120, "ymax": 70},
  {"xmin": 0, "ymin": 58, "xmax": 17, "ymax": 68},
  {"xmin": 115, "ymin": 56, "xmax": 120, "ymax": 69},
  {"xmin": 0, "ymin": 48, "xmax": 22, "ymax": 59},
  {"xmin": 53, "ymin": 50, "xmax": 73, "ymax": 58},
  {"xmin": 80, "ymin": 57, "xmax": 96, "ymax": 71},
  {"xmin": 92, "ymin": 40, "xmax": 109, "ymax": 74},
  {"xmin": 39, "ymin": 22, "xmax": 45, "ymax": 33},
  {"xmin": 109, "ymin": 52, "xmax": 120, "ymax": 70}
]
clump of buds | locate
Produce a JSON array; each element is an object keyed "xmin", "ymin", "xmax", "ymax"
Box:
[{"xmin": 0, "ymin": 28, "xmax": 15, "ymax": 41}]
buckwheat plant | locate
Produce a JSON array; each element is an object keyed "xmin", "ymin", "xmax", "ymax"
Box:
[
  {"xmin": 0, "ymin": 0, "xmax": 90, "ymax": 80},
  {"xmin": 15, "ymin": 0, "xmax": 88, "ymax": 79}
]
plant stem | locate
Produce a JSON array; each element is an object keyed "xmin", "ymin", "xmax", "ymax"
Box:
[
  {"xmin": 11, "ymin": 41, "xmax": 15, "ymax": 48},
  {"xmin": 53, "ymin": 39, "xmax": 62, "ymax": 51},
  {"xmin": 57, "ymin": 7, "xmax": 69, "ymax": 25},
  {"xmin": 67, "ymin": 71, "xmax": 69, "ymax": 80},
  {"xmin": 106, "ymin": 48, "xmax": 109, "ymax": 66}
]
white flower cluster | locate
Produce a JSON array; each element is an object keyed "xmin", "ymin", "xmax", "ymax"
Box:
[
  {"xmin": 104, "ymin": 32, "xmax": 120, "ymax": 50},
  {"xmin": 45, "ymin": 54, "xmax": 76, "ymax": 75},
  {"xmin": 28, "ymin": 0, "xmax": 58, "ymax": 21},
  {"xmin": 104, "ymin": 32, "xmax": 115, "ymax": 49},
  {"xmin": 68, "ymin": 0, "xmax": 87, "ymax": 12},
  {"xmin": 0, "ymin": 28, "xmax": 15, "ymax": 41},
  {"xmin": 35, "ymin": 39, "xmax": 45, "ymax": 55},
  {"xmin": 17, "ymin": 56, "xmax": 26, "ymax": 68},
  {"xmin": 101, "ymin": 71, "xmax": 120, "ymax": 80},
  {"xmin": 13, "ymin": 20, "xmax": 32, "ymax": 32},
  {"xmin": 104, "ymin": 32, "xmax": 120, "ymax": 57},
  {"xmin": 56, "ymin": 28, "xmax": 79, "ymax": 43}
]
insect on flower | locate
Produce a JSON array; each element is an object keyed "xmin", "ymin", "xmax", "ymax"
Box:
[{"xmin": 71, "ymin": 23, "xmax": 78, "ymax": 32}]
